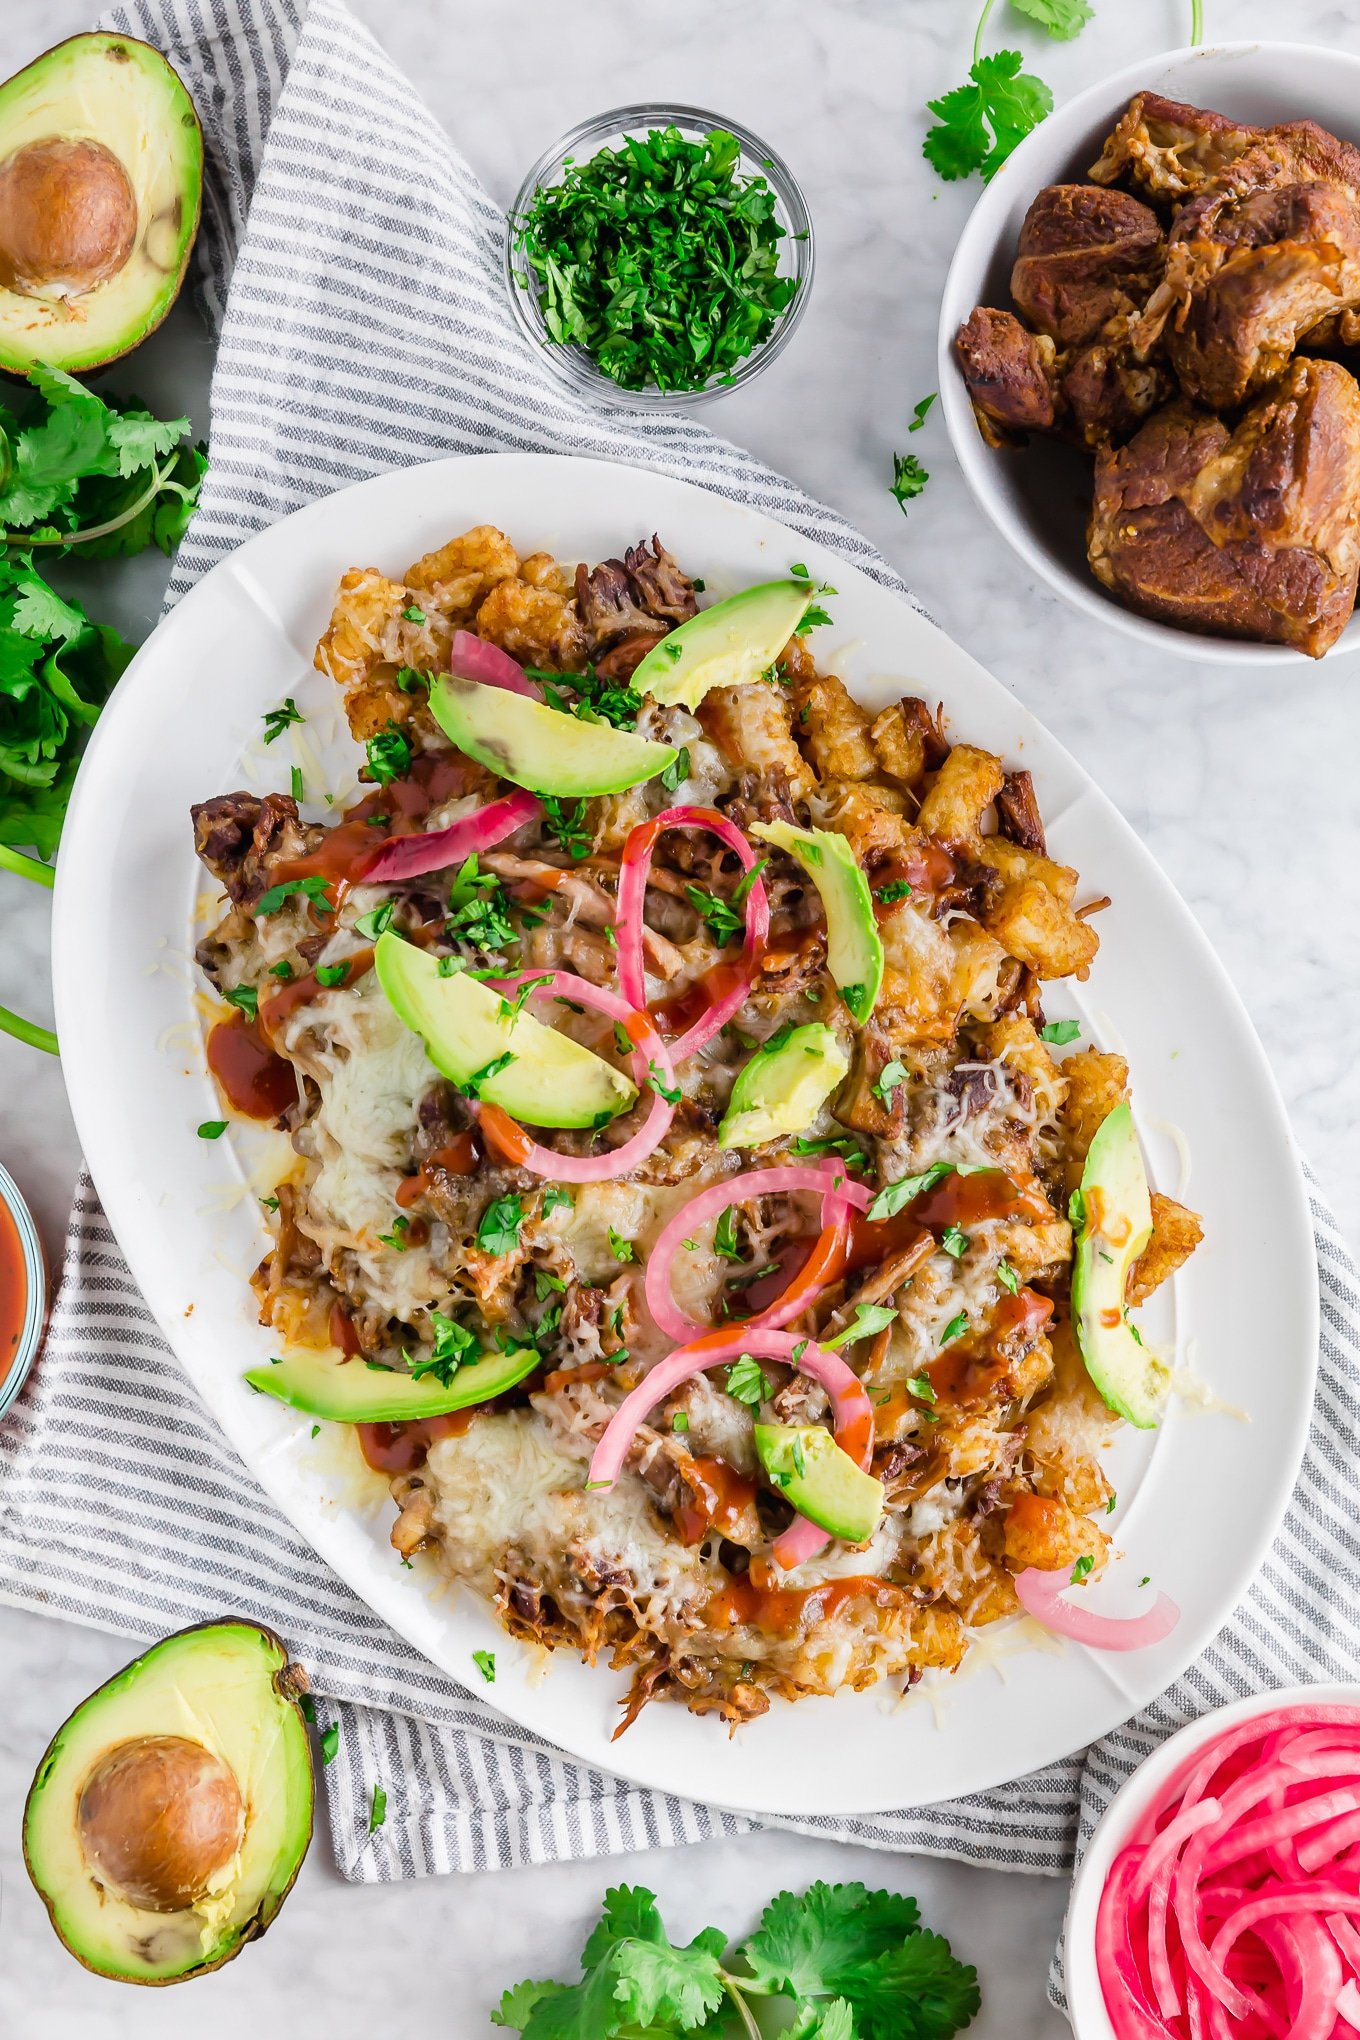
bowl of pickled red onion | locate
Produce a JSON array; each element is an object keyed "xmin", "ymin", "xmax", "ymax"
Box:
[{"xmin": 1064, "ymin": 1685, "xmax": 1360, "ymax": 2040}]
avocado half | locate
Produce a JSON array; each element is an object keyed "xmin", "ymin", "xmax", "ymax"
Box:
[
  {"xmin": 0, "ymin": 33, "xmax": 203, "ymax": 376},
  {"xmin": 24, "ymin": 1620, "xmax": 313, "ymax": 1985}
]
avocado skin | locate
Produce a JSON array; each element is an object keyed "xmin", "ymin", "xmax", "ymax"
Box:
[
  {"xmin": 23, "ymin": 1620, "xmax": 313, "ymax": 1986},
  {"xmin": 1071, "ymin": 1101, "xmax": 1165, "ymax": 1428},
  {"xmin": 0, "ymin": 34, "xmax": 203, "ymax": 377}
]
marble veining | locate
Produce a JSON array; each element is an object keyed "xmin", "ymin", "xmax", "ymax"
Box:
[{"xmin": 2, "ymin": 0, "xmax": 1357, "ymax": 2031}]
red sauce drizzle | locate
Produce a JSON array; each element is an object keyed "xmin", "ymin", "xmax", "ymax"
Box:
[
  {"xmin": 676, "ymin": 1456, "xmax": 759, "ymax": 1547},
  {"xmin": 205, "ymin": 1012, "xmax": 298, "ymax": 1122},
  {"xmin": 258, "ymin": 948, "xmax": 375, "ymax": 1038},
  {"xmin": 872, "ymin": 843, "xmax": 958, "ymax": 905},
  {"xmin": 845, "ymin": 1166, "xmax": 1042, "ymax": 1274},
  {"xmin": 926, "ymin": 1286, "xmax": 1055, "ymax": 1406},
  {"xmin": 652, "ymin": 960, "xmax": 749, "ymax": 1040},
  {"xmin": 0, "ymin": 1195, "xmax": 28, "ymax": 1376},
  {"xmin": 709, "ymin": 1562, "xmax": 902, "ymax": 1634},
  {"xmin": 395, "ymin": 1134, "xmax": 479, "ymax": 1208},
  {"xmin": 357, "ymin": 1410, "xmax": 478, "ymax": 1474}
]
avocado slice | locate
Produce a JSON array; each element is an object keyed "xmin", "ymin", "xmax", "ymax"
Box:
[
  {"xmin": 750, "ymin": 820, "xmax": 884, "ymax": 1023},
  {"xmin": 718, "ymin": 1022, "xmax": 849, "ymax": 1150},
  {"xmin": 1071, "ymin": 1101, "xmax": 1168, "ymax": 1429},
  {"xmin": 754, "ymin": 1423, "xmax": 884, "ymax": 1544},
  {"xmin": 631, "ymin": 580, "xmax": 815, "ymax": 710},
  {"xmin": 246, "ymin": 1341, "xmax": 540, "ymax": 1421},
  {"xmin": 0, "ymin": 34, "xmax": 203, "ymax": 376},
  {"xmin": 23, "ymin": 1621, "xmax": 311, "ymax": 1985},
  {"xmin": 375, "ymin": 932, "xmax": 635, "ymax": 1129},
  {"xmin": 429, "ymin": 676, "xmax": 676, "ymax": 798}
]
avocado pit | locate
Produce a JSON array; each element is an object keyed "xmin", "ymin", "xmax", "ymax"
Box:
[
  {"xmin": 0, "ymin": 136, "xmax": 137, "ymax": 298},
  {"xmin": 76, "ymin": 1733, "xmax": 244, "ymax": 1913}
]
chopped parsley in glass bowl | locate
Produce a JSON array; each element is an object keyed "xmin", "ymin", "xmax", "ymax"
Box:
[{"xmin": 505, "ymin": 103, "xmax": 814, "ymax": 408}]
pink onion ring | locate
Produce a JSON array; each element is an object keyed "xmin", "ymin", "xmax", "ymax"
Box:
[
  {"xmin": 1014, "ymin": 1567, "xmax": 1180, "ymax": 1652},
  {"xmin": 617, "ymin": 806, "xmax": 770, "ymax": 1061},
  {"xmin": 448, "ymin": 627, "xmax": 540, "ymax": 697},
  {"xmin": 474, "ymin": 969, "xmax": 676, "ymax": 1184},
  {"xmin": 361, "ymin": 788, "xmax": 541, "ymax": 884},
  {"xmin": 587, "ymin": 1327, "xmax": 874, "ymax": 1502},
  {"xmin": 644, "ymin": 1163, "xmax": 871, "ymax": 1343}
]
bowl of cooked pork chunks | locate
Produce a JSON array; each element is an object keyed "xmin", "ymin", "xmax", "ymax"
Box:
[{"xmin": 938, "ymin": 41, "xmax": 1360, "ymax": 664}]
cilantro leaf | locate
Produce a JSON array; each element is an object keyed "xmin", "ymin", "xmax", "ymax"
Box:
[
  {"xmin": 490, "ymin": 1980, "xmax": 569, "ymax": 2031},
  {"xmin": 923, "ymin": 50, "xmax": 1054, "ymax": 183},
  {"xmin": 838, "ymin": 1929, "xmax": 982, "ymax": 2040},
  {"xmin": 478, "ymin": 1193, "xmax": 524, "ymax": 1257},
  {"xmin": 9, "ymin": 580, "xmax": 86, "ymax": 644},
  {"xmin": 106, "ymin": 407, "xmax": 189, "ymax": 477},
  {"xmin": 824, "ymin": 1303, "xmax": 897, "ymax": 1350},
  {"xmin": 725, "ymin": 1354, "xmax": 773, "ymax": 1408},
  {"xmin": 891, "ymin": 452, "xmax": 930, "ymax": 512},
  {"xmin": 505, "ymin": 1884, "xmax": 727, "ymax": 2038},
  {"xmin": 1011, "ymin": 0, "xmax": 1093, "ymax": 37},
  {"xmin": 741, "ymin": 1880, "xmax": 922, "ymax": 1999}
]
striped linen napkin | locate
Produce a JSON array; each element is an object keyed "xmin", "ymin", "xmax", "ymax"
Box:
[{"xmin": 2, "ymin": 0, "xmax": 1357, "ymax": 1931}]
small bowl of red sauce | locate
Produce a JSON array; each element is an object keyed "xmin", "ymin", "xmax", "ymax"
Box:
[
  {"xmin": 1065, "ymin": 1683, "xmax": 1360, "ymax": 2039},
  {"xmin": 0, "ymin": 1161, "xmax": 47, "ymax": 1418}
]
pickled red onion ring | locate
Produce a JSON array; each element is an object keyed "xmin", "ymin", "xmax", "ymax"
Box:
[
  {"xmin": 448, "ymin": 628, "xmax": 540, "ymax": 697},
  {"xmin": 1096, "ymin": 1705, "xmax": 1360, "ymax": 2040},
  {"xmin": 587, "ymin": 1327, "xmax": 874, "ymax": 1500},
  {"xmin": 472, "ymin": 970, "xmax": 676, "ymax": 1184},
  {"xmin": 1014, "ymin": 1567, "xmax": 1180, "ymax": 1651},
  {"xmin": 643, "ymin": 1164, "xmax": 870, "ymax": 1342},
  {"xmin": 361, "ymin": 789, "xmax": 541, "ymax": 884},
  {"xmin": 617, "ymin": 806, "xmax": 769, "ymax": 1060}
]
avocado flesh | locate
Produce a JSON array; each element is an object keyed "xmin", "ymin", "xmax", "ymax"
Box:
[
  {"xmin": 375, "ymin": 932, "xmax": 635, "ymax": 1129},
  {"xmin": 247, "ymin": 1340, "xmax": 540, "ymax": 1420},
  {"xmin": 631, "ymin": 579, "xmax": 815, "ymax": 710},
  {"xmin": 750, "ymin": 820, "xmax": 884, "ymax": 1023},
  {"xmin": 755, "ymin": 1424, "xmax": 883, "ymax": 1544},
  {"xmin": 429, "ymin": 676, "xmax": 677, "ymax": 798},
  {"xmin": 0, "ymin": 34, "xmax": 202, "ymax": 375},
  {"xmin": 718, "ymin": 1022, "xmax": 849, "ymax": 1150},
  {"xmin": 23, "ymin": 1621, "xmax": 312, "ymax": 1985},
  {"xmin": 1072, "ymin": 1101, "xmax": 1167, "ymax": 1429}
]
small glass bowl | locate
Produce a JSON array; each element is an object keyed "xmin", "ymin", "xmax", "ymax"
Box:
[
  {"xmin": 0, "ymin": 1160, "xmax": 47, "ymax": 1421},
  {"xmin": 505, "ymin": 103, "xmax": 815, "ymax": 410}
]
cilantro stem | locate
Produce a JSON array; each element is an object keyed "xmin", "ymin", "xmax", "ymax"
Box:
[
  {"xmin": 972, "ymin": 0, "xmax": 999, "ymax": 66},
  {"xmin": 2, "ymin": 455, "xmax": 173, "ymax": 549},
  {"xmin": 1191, "ymin": 0, "xmax": 1203, "ymax": 42},
  {"xmin": 0, "ymin": 1004, "xmax": 57, "ymax": 1055},
  {"xmin": 720, "ymin": 1974, "xmax": 763, "ymax": 2040},
  {"xmin": 0, "ymin": 844, "xmax": 54, "ymax": 889}
]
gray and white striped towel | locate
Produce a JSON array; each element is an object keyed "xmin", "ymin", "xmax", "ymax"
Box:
[{"xmin": 2, "ymin": 0, "xmax": 1357, "ymax": 1936}]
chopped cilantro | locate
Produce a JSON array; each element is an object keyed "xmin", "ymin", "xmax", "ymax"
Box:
[
  {"xmin": 269, "ymin": 959, "xmax": 295, "ymax": 979},
  {"xmin": 541, "ymin": 795, "xmax": 592, "ymax": 860},
  {"xmin": 648, "ymin": 1059, "xmax": 682, "ymax": 1106},
  {"xmin": 939, "ymin": 1310, "xmax": 969, "ymax": 1346},
  {"xmin": 255, "ymin": 873, "xmax": 333, "ymax": 917},
  {"xmin": 541, "ymin": 1186, "xmax": 574, "ymax": 1216},
  {"xmin": 224, "ymin": 984, "xmax": 258, "ymax": 1022},
  {"xmin": 874, "ymin": 878, "xmax": 914, "ymax": 904},
  {"xmin": 671, "ymin": 1411, "xmax": 690, "ymax": 1433},
  {"xmin": 478, "ymin": 1194, "xmax": 524, "ymax": 1257},
  {"xmin": 402, "ymin": 604, "xmax": 426, "ymax": 623},
  {"xmin": 940, "ymin": 1225, "xmax": 969, "ymax": 1260},
  {"xmin": 660, "ymin": 746, "xmax": 691, "ymax": 793},
  {"xmin": 368, "ymin": 1783, "xmax": 387, "ymax": 1832},
  {"xmin": 996, "ymin": 1259, "xmax": 1019, "ymax": 1294},
  {"xmin": 1071, "ymin": 1553, "xmax": 1095, "ymax": 1584},
  {"xmin": 290, "ymin": 764, "xmax": 304, "ymax": 802},
  {"xmin": 867, "ymin": 1159, "xmax": 953, "ymax": 1221},
  {"xmin": 320, "ymin": 1722, "xmax": 339, "ymax": 1766},
  {"xmin": 725, "ymin": 1354, "xmax": 773, "ymax": 1408},
  {"xmin": 890, "ymin": 451, "xmax": 930, "ymax": 512},
  {"xmin": 824, "ymin": 1303, "xmax": 897, "ymax": 1350},
  {"xmin": 365, "ymin": 722, "xmax": 411, "ymax": 786},
  {"xmin": 353, "ymin": 898, "xmax": 395, "ymax": 941},
  {"xmin": 197, "ymin": 1120, "xmax": 228, "ymax": 1140},
  {"xmin": 607, "ymin": 1227, "xmax": 634, "ymax": 1264},
  {"xmin": 906, "ymin": 1372, "xmax": 937, "ymax": 1404},
  {"xmin": 1040, "ymin": 1018, "xmax": 1082, "ymax": 1045},
  {"xmin": 377, "ymin": 1214, "xmax": 411, "ymax": 1252},
  {"xmin": 315, "ymin": 961, "xmax": 350, "ymax": 988},
  {"xmin": 872, "ymin": 1058, "xmax": 908, "ymax": 1105},
  {"xmin": 262, "ymin": 697, "xmax": 304, "ymax": 744},
  {"xmin": 909, "ymin": 392, "xmax": 938, "ymax": 431},
  {"xmin": 712, "ymin": 1206, "xmax": 743, "ymax": 1262},
  {"xmin": 473, "ymin": 1649, "xmax": 496, "ymax": 1683}
]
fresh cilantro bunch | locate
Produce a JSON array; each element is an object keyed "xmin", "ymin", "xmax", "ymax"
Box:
[
  {"xmin": 0, "ymin": 365, "xmax": 204, "ymax": 862},
  {"xmin": 491, "ymin": 1879, "xmax": 980, "ymax": 2039}
]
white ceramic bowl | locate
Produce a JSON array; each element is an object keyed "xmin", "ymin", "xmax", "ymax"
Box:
[
  {"xmin": 1063, "ymin": 1682, "xmax": 1360, "ymax": 2036},
  {"xmin": 937, "ymin": 40, "xmax": 1360, "ymax": 666}
]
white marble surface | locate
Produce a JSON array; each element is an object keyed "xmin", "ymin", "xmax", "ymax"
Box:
[{"xmin": 3, "ymin": 0, "xmax": 1359, "ymax": 2031}]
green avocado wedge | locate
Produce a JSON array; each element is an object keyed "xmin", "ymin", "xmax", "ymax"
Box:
[
  {"xmin": 429, "ymin": 676, "xmax": 676, "ymax": 797},
  {"xmin": 631, "ymin": 579, "xmax": 816, "ymax": 710},
  {"xmin": 750, "ymin": 820, "xmax": 884, "ymax": 1023},
  {"xmin": 245, "ymin": 1342, "xmax": 540, "ymax": 1422},
  {"xmin": 1071, "ymin": 1101, "xmax": 1167, "ymax": 1429},
  {"xmin": 23, "ymin": 1621, "xmax": 311, "ymax": 1985},
  {"xmin": 718, "ymin": 1022, "xmax": 849, "ymax": 1150},
  {"xmin": 374, "ymin": 932, "xmax": 635, "ymax": 1129},
  {"xmin": 754, "ymin": 1424, "xmax": 884, "ymax": 1544}
]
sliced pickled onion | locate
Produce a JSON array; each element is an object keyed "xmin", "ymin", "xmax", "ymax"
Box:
[
  {"xmin": 1014, "ymin": 1567, "xmax": 1180, "ymax": 1652},
  {"xmin": 587, "ymin": 1327, "xmax": 874, "ymax": 1503},
  {"xmin": 473, "ymin": 970, "xmax": 676, "ymax": 1184},
  {"xmin": 643, "ymin": 1163, "xmax": 870, "ymax": 1342},
  {"xmin": 617, "ymin": 806, "xmax": 769, "ymax": 1060},
  {"xmin": 361, "ymin": 788, "xmax": 541, "ymax": 883},
  {"xmin": 448, "ymin": 628, "xmax": 540, "ymax": 697},
  {"xmin": 1097, "ymin": 1705, "xmax": 1360, "ymax": 2040}
]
